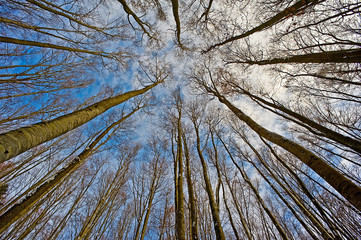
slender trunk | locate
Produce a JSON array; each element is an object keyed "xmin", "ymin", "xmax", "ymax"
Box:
[
  {"xmin": 251, "ymin": 162, "xmax": 320, "ymax": 240},
  {"xmin": 158, "ymin": 196, "xmax": 169, "ymax": 240},
  {"xmin": 0, "ymin": 109, "xmax": 138, "ymax": 233},
  {"xmin": 243, "ymin": 143, "xmax": 331, "ymax": 239},
  {"xmin": 171, "ymin": 130, "xmax": 179, "ymax": 239},
  {"xmin": 236, "ymin": 87, "xmax": 361, "ymax": 154},
  {"xmin": 210, "ymin": 129, "xmax": 222, "ymax": 208},
  {"xmin": 49, "ymin": 169, "xmax": 101, "ymax": 240},
  {"xmin": 209, "ymin": 89, "xmax": 361, "ymax": 211},
  {"xmin": 216, "ymin": 134, "xmax": 253, "ymax": 240},
  {"xmin": 205, "ymin": 0, "xmax": 321, "ymax": 51},
  {"xmin": 116, "ymin": 0, "xmax": 155, "ymax": 39},
  {"xmin": 170, "ymin": 0, "xmax": 183, "ymax": 48},
  {"xmin": 182, "ymin": 133, "xmax": 199, "ymax": 240},
  {"xmin": 175, "ymin": 114, "xmax": 186, "ymax": 240},
  {"xmin": 229, "ymin": 48, "xmax": 361, "ymax": 65},
  {"xmin": 77, "ymin": 164, "xmax": 128, "ymax": 240},
  {"xmin": 193, "ymin": 123, "xmax": 225, "ymax": 240},
  {"xmin": 140, "ymin": 173, "xmax": 159, "ymax": 240},
  {"xmin": 227, "ymin": 152, "xmax": 289, "ymax": 240},
  {"xmin": 259, "ymin": 139, "xmax": 344, "ymax": 239},
  {"xmin": 0, "ymin": 81, "xmax": 159, "ymax": 163},
  {"xmin": 0, "ymin": 36, "xmax": 113, "ymax": 58},
  {"xmin": 221, "ymin": 181, "xmax": 240, "ymax": 240}
]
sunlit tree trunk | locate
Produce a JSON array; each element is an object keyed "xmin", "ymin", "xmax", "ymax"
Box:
[
  {"xmin": 221, "ymin": 181, "xmax": 240, "ymax": 240},
  {"xmin": 0, "ymin": 81, "xmax": 160, "ymax": 163},
  {"xmin": 0, "ymin": 36, "xmax": 117, "ymax": 58},
  {"xmin": 0, "ymin": 108, "xmax": 139, "ymax": 233}
]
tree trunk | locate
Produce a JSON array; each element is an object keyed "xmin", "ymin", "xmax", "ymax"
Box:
[
  {"xmin": 236, "ymin": 87, "xmax": 361, "ymax": 153},
  {"xmin": 182, "ymin": 133, "xmax": 199, "ymax": 240},
  {"xmin": 0, "ymin": 109, "xmax": 138, "ymax": 233},
  {"xmin": 193, "ymin": 123, "xmax": 226, "ymax": 240},
  {"xmin": 0, "ymin": 81, "xmax": 159, "ymax": 163},
  {"xmin": 209, "ymin": 89, "xmax": 361, "ymax": 211},
  {"xmin": 0, "ymin": 36, "xmax": 113, "ymax": 58},
  {"xmin": 170, "ymin": 0, "xmax": 183, "ymax": 48},
  {"xmin": 229, "ymin": 48, "xmax": 361, "ymax": 65},
  {"xmin": 205, "ymin": 0, "xmax": 320, "ymax": 51},
  {"xmin": 175, "ymin": 111, "xmax": 186, "ymax": 240}
]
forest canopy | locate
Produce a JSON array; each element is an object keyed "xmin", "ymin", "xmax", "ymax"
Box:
[{"xmin": 0, "ymin": 0, "xmax": 360, "ymax": 239}]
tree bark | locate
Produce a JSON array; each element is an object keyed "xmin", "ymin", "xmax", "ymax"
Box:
[
  {"xmin": 205, "ymin": 0, "xmax": 321, "ymax": 52},
  {"xmin": 0, "ymin": 108, "xmax": 138, "ymax": 233},
  {"xmin": 0, "ymin": 36, "xmax": 114, "ymax": 58},
  {"xmin": 236, "ymin": 87, "xmax": 361, "ymax": 154},
  {"xmin": 175, "ymin": 110, "xmax": 186, "ymax": 240},
  {"xmin": 208, "ymin": 89, "xmax": 361, "ymax": 211},
  {"xmin": 229, "ymin": 48, "xmax": 361, "ymax": 65},
  {"xmin": 0, "ymin": 81, "xmax": 160, "ymax": 163},
  {"xmin": 182, "ymin": 133, "xmax": 199, "ymax": 240},
  {"xmin": 193, "ymin": 123, "xmax": 226, "ymax": 240},
  {"xmin": 170, "ymin": 0, "xmax": 184, "ymax": 48}
]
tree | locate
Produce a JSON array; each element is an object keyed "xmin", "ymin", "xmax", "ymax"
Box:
[
  {"xmin": 0, "ymin": 81, "xmax": 161, "ymax": 163},
  {"xmin": 0, "ymin": 106, "xmax": 141, "ymax": 233},
  {"xmin": 205, "ymin": 0, "xmax": 322, "ymax": 52},
  {"xmin": 1, "ymin": 0, "xmax": 360, "ymax": 239}
]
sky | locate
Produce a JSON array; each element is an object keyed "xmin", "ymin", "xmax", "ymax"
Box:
[{"xmin": 1, "ymin": 0, "xmax": 360, "ymax": 239}]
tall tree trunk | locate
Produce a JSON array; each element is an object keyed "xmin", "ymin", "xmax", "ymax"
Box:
[
  {"xmin": 170, "ymin": 0, "xmax": 184, "ymax": 48},
  {"xmin": 210, "ymin": 129, "xmax": 222, "ymax": 208},
  {"xmin": 175, "ymin": 110, "xmax": 186, "ymax": 240},
  {"xmin": 221, "ymin": 181, "xmax": 240, "ymax": 240},
  {"xmin": 235, "ymin": 87, "xmax": 361, "ymax": 154},
  {"xmin": 0, "ymin": 36, "xmax": 114, "ymax": 58},
  {"xmin": 242, "ymin": 139, "xmax": 333, "ymax": 239},
  {"xmin": 229, "ymin": 48, "xmax": 361, "ymax": 64},
  {"xmin": 219, "ymin": 135, "xmax": 289, "ymax": 239},
  {"xmin": 193, "ymin": 123, "xmax": 225, "ymax": 240},
  {"xmin": 0, "ymin": 108, "xmax": 138, "ymax": 233},
  {"xmin": 140, "ymin": 163, "xmax": 161, "ymax": 240},
  {"xmin": 205, "ymin": 0, "xmax": 321, "ymax": 52},
  {"xmin": 0, "ymin": 81, "xmax": 159, "ymax": 163},
  {"xmin": 182, "ymin": 133, "xmax": 199, "ymax": 240},
  {"xmin": 208, "ymin": 88, "xmax": 361, "ymax": 211}
]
